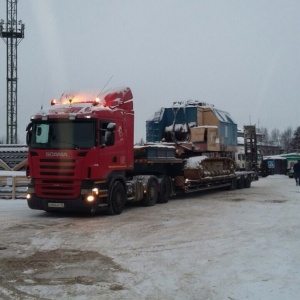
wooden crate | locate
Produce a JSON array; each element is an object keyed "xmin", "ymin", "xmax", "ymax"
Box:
[{"xmin": 0, "ymin": 174, "xmax": 29, "ymax": 199}]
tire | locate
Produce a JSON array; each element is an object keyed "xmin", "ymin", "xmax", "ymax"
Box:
[
  {"xmin": 229, "ymin": 178, "xmax": 237, "ymax": 190},
  {"xmin": 237, "ymin": 176, "xmax": 245, "ymax": 189},
  {"xmin": 107, "ymin": 181, "xmax": 126, "ymax": 215},
  {"xmin": 141, "ymin": 176, "xmax": 159, "ymax": 207},
  {"xmin": 158, "ymin": 176, "xmax": 171, "ymax": 204},
  {"xmin": 245, "ymin": 176, "xmax": 251, "ymax": 188}
]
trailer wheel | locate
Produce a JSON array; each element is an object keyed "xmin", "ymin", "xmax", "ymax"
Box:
[
  {"xmin": 158, "ymin": 176, "xmax": 171, "ymax": 204},
  {"xmin": 229, "ymin": 178, "xmax": 237, "ymax": 190},
  {"xmin": 237, "ymin": 176, "xmax": 245, "ymax": 189},
  {"xmin": 107, "ymin": 181, "xmax": 126, "ymax": 215},
  {"xmin": 141, "ymin": 176, "xmax": 159, "ymax": 207},
  {"xmin": 245, "ymin": 176, "xmax": 251, "ymax": 188}
]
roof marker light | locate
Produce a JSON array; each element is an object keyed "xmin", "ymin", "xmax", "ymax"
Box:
[
  {"xmin": 93, "ymin": 97, "xmax": 100, "ymax": 106},
  {"xmin": 50, "ymin": 99, "xmax": 56, "ymax": 106}
]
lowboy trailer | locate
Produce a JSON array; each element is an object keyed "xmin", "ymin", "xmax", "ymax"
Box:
[{"xmin": 25, "ymin": 87, "xmax": 257, "ymax": 214}]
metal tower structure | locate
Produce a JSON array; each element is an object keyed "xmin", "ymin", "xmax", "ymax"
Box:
[
  {"xmin": 244, "ymin": 125, "xmax": 258, "ymax": 172},
  {"xmin": 0, "ymin": 0, "xmax": 25, "ymax": 144}
]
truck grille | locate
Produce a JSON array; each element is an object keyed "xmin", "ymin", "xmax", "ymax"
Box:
[
  {"xmin": 37, "ymin": 179, "xmax": 81, "ymax": 199},
  {"xmin": 39, "ymin": 158, "xmax": 76, "ymax": 177},
  {"xmin": 36, "ymin": 158, "xmax": 80, "ymax": 199}
]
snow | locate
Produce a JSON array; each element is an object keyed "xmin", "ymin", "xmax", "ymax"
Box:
[
  {"xmin": 165, "ymin": 123, "xmax": 189, "ymax": 132},
  {"xmin": 0, "ymin": 145, "xmax": 28, "ymax": 152},
  {"xmin": 0, "ymin": 175, "xmax": 300, "ymax": 299},
  {"xmin": 263, "ymin": 156, "xmax": 286, "ymax": 160},
  {"xmin": 184, "ymin": 155, "xmax": 208, "ymax": 168},
  {"xmin": 134, "ymin": 144, "xmax": 176, "ymax": 149},
  {"xmin": 237, "ymin": 136, "xmax": 244, "ymax": 144},
  {"xmin": 172, "ymin": 100, "xmax": 214, "ymax": 108},
  {"xmin": 212, "ymin": 107, "xmax": 235, "ymax": 124},
  {"xmin": 194, "ymin": 125, "xmax": 218, "ymax": 129},
  {"xmin": 0, "ymin": 170, "xmax": 26, "ymax": 176}
]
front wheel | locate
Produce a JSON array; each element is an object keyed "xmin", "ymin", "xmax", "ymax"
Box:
[{"xmin": 107, "ymin": 181, "xmax": 126, "ymax": 215}]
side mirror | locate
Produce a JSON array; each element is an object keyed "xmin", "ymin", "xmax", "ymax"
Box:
[
  {"xmin": 26, "ymin": 131, "xmax": 32, "ymax": 146},
  {"xmin": 107, "ymin": 122, "xmax": 116, "ymax": 132},
  {"xmin": 26, "ymin": 122, "xmax": 33, "ymax": 146},
  {"xmin": 105, "ymin": 122, "xmax": 116, "ymax": 146}
]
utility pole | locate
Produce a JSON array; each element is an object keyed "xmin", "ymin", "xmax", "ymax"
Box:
[{"xmin": 0, "ymin": 0, "xmax": 25, "ymax": 144}]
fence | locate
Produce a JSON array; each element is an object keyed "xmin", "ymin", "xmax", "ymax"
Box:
[{"xmin": 0, "ymin": 172, "xmax": 29, "ymax": 199}]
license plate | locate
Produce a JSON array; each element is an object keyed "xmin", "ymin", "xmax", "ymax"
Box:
[{"xmin": 48, "ymin": 202, "xmax": 65, "ymax": 208}]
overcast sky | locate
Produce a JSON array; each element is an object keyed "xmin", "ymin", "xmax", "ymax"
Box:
[{"xmin": 1, "ymin": 0, "xmax": 300, "ymax": 143}]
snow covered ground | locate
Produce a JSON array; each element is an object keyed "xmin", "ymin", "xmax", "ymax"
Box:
[{"xmin": 0, "ymin": 175, "xmax": 299, "ymax": 300}]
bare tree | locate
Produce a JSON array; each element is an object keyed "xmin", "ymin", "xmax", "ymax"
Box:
[
  {"xmin": 269, "ymin": 128, "xmax": 281, "ymax": 145},
  {"xmin": 280, "ymin": 127, "xmax": 294, "ymax": 153},
  {"xmin": 291, "ymin": 126, "xmax": 300, "ymax": 153},
  {"xmin": 258, "ymin": 127, "xmax": 269, "ymax": 145}
]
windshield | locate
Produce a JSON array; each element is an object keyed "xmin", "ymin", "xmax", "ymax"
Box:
[{"xmin": 28, "ymin": 120, "xmax": 96, "ymax": 149}]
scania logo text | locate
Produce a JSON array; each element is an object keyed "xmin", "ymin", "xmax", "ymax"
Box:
[{"xmin": 45, "ymin": 152, "xmax": 68, "ymax": 157}]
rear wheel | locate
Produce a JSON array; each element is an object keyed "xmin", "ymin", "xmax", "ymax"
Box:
[
  {"xmin": 229, "ymin": 178, "xmax": 237, "ymax": 190},
  {"xmin": 245, "ymin": 176, "xmax": 251, "ymax": 188},
  {"xmin": 158, "ymin": 176, "xmax": 171, "ymax": 203},
  {"xmin": 237, "ymin": 176, "xmax": 245, "ymax": 189},
  {"xmin": 141, "ymin": 176, "xmax": 159, "ymax": 207},
  {"xmin": 107, "ymin": 181, "xmax": 126, "ymax": 215}
]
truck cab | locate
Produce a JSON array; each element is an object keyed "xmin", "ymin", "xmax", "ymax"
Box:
[{"xmin": 26, "ymin": 87, "xmax": 134, "ymax": 214}]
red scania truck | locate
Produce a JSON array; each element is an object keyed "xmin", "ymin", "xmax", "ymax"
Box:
[{"xmin": 26, "ymin": 87, "xmax": 257, "ymax": 214}]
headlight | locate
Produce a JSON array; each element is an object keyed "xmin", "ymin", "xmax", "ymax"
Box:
[
  {"xmin": 82, "ymin": 187, "xmax": 99, "ymax": 202},
  {"xmin": 92, "ymin": 188, "xmax": 99, "ymax": 195},
  {"xmin": 86, "ymin": 195, "xmax": 95, "ymax": 202}
]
